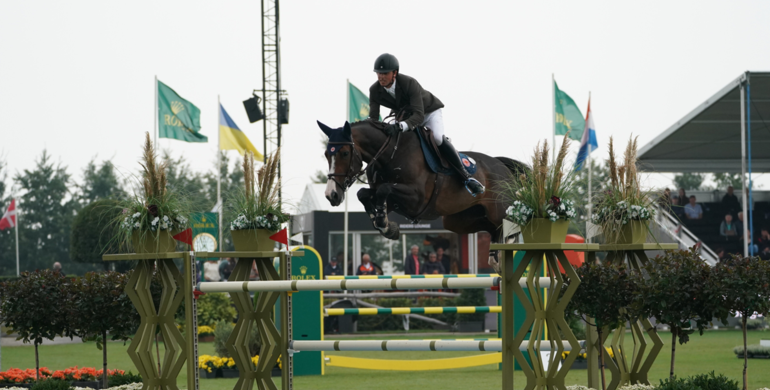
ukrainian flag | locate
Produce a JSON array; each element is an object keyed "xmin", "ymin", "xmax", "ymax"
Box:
[{"xmin": 219, "ymin": 104, "xmax": 263, "ymax": 160}]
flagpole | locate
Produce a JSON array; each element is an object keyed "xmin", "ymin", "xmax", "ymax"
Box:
[
  {"xmin": 14, "ymin": 199, "xmax": 19, "ymax": 277},
  {"xmin": 587, "ymin": 94, "xmax": 592, "ymax": 243},
  {"xmin": 217, "ymin": 95, "xmax": 223, "ymax": 253},
  {"xmin": 343, "ymin": 79, "xmax": 349, "ymax": 276},
  {"xmin": 552, "ymin": 74, "xmax": 556, "ymax": 164},
  {"xmin": 154, "ymin": 75, "xmax": 158, "ymax": 146}
]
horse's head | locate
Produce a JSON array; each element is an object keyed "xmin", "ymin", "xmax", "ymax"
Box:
[{"xmin": 318, "ymin": 120, "xmax": 363, "ymax": 207}]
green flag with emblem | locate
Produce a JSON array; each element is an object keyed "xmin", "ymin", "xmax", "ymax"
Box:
[
  {"xmin": 158, "ymin": 80, "xmax": 208, "ymax": 143},
  {"xmin": 554, "ymin": 81, "xmax": 584, "ymax": 141},
  {"xmin": 348, "ymin": 81, "xmax": 381, "ymax": 122}
]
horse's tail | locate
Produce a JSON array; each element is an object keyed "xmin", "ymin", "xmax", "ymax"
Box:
[{"xmin": 495, "ymin": 156, "xmax": 530, "ymax": 177}]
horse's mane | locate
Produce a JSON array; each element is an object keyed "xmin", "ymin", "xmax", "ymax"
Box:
[{"xmin": 351, "ymin": 118, "xmax": 385, "ymax": 131}]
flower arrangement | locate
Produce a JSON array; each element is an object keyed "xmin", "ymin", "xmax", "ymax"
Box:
[
  {"xmin": 198, "ymin": 354, "xmax": 268, "ymax": 372},
  {"xmin": 501, "ymin": 135, "xmax": 579, "ymax": 226},
  {"xmin": 0, "ymin": 367, "xmax": 125, "ymax": 384},
  {"xmin": 114, "ymin": 132, "xmax": 190, "ymax": 248},
  {"xmin": 590, "ymin": 136, "xmax": 656, "ymax": 243},
  {"xmin": 228, "ymin": 150, "xmax": 288, "ymax": 232},
  {"xmin": 197, "ymin": 325, "xmax": 215, "ymax": 337}
]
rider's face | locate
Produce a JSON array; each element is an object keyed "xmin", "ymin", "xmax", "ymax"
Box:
[{"xmin": 377, "ymin": 71, "xmax": 396, "ymax": 88}]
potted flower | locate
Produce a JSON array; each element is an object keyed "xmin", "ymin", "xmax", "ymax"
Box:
[
  {"xmin": 219, "ymin": 357, "xmax": 238, "ymax": 378},
  {"xmin": 502, "ymin": 136, "xmax": 578, "ymax": 243},
  {"xmin": 591, "ymin": 136, "xmax": 655, "ymax": 244},
  {"xmin": 115, "ymin": 132, "xmax": 189, "ymax": 253},
  {"xmin": 197, "ymin": 355, "xmax": 223, "ymax": 379},
  {"xmin": 228, "ymin": 150, "xmax": 288, "ymax": 251},
  {"xmin": 197, "ymin": 325, "xmax": 215, "ymax": 343}
]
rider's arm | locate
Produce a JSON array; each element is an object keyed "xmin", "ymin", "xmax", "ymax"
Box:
[
  {"xmin": 368, "ymin": 84, "xmax": 381, "ymax": 121},
  {"xmin": 402, "ymin": 78, "xmax": 426, "ymax": 130}
]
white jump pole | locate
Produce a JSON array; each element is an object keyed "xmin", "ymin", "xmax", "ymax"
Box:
[
  {"xmin": 291, "ymin": 340, "xmax": 576, "ymax": 352},
  {"xmin": 199, "ymin": 276, "xmax": 500, "ymax": 293}
]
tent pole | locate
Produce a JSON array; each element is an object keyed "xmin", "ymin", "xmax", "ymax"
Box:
[{"xmin": 740, "ymin": 78, "xmax": 749, "ymax": 257}]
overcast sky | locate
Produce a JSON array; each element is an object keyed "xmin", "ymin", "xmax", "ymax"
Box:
[{"xmin": 2, "ymin": 1, "xmax": 770, "ymax": 210}]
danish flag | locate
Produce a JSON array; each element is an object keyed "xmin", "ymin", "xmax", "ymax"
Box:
[{"xmin": 0, "ymin": 199, "xmax": 16, "ymax": 231}]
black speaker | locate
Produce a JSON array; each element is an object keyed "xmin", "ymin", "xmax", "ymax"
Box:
[
  {"xmin": 278, "ymin": 98, "xmax": 289, "ymax": 124},
  {"xmin": 243, "ymin": 94, "xmax": 264, "ymax": 123}
]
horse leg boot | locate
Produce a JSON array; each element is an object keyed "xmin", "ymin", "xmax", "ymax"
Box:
[
  {"xmin": 374, "ymin": 184, "xmax": 400, "ymax": 240},
  {"xmin": 438, "ymin": 136, "xmax": 485, "ymax": 196},
  {"xmin": 357, "ymin": 188, "xmax": 381, "ymax": 231}
]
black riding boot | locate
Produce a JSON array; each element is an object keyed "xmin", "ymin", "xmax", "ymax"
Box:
[{"xmin": 438, "ymin": 136, "xmax": 485, "ymax": 196}]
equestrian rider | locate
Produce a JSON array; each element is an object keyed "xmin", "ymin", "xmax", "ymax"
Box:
[{"xmin": 368, "ymin": 53, "xmax": 485, "ymax": 196}]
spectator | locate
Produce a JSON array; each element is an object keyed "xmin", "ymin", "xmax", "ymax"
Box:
[
  {"xmin": 203, "ymin": 259, "xmax": 221, "ymax": 281},
  {"xmin": 219, "ymin": 258, "xmax": 235, "ymax": 281},
  {"xmin": 404, "ymin": 245, "xmax": 422, "ymax": 275},
  {"xmin": 719, "ymin": 214, "xmax": 738, "ymax": 238},
  {"xmin": 52, "ymin": 262, "xmax": 63, "ymax": 275},
  {"xmin": 684, "ymin": 195, "xmax": 703, "ymax": 220},
  {"xmin": 737, "ymin": 212, "xmax": 746, "ymax": 236},
  {"xmin": 436, "ymin": 247, "xmax": 451, "ymax": 275},
  {"xmin": 324, "ymin": 255, "xmax": 343, "ymax": 277},
  {"xmin": 422, "ymin": 252, "xmax": 446, "ymax": 275},
  {"xmin": 745, "ymin": 233, "xmax": 759, "ymax": 255},
  {"xmin": 761, "ymin": 246, "xmax": 770, "ymax": 261},
  {"xmin": 758, "ymin": 227, "xmax": 770, "ymax": 251},
  {"xmin": 674, "ymin": 188, "xmax": 688, "ymax": 207},
  {"xmin": 658, "ymin": 188, "xmax": 673, "ymax": 211},
  {"xmin": 722, "ymin": 186, "xmax": 741, "ymax": 214},
  {"xmin": 715, "ymin": 247, "xmax": 730, "ymax": 262},
  {"xmin": 356, "ymin": 253, "xmax": 378, "ymax": 276}
]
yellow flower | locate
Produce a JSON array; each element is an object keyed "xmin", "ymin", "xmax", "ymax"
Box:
[{"xmin": 197, "ymin": 326, "xmax": 215, "ymax": 335}]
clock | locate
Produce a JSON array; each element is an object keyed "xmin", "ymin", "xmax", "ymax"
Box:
[{"xmin": 193, "ymin": 233, "xmax": 217, "ymax": 253}]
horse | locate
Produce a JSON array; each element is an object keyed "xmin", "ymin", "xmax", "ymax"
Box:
[{"xmin": 318, "ymin": 119, "xmax": 528, "ymax": 256}]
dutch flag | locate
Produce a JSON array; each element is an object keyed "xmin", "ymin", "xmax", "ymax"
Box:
[{"xmin": 575, "ymin": 99, "xmax": 598, "ymax": 171}]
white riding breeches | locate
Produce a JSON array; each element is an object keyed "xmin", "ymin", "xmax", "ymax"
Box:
[{"xmin": 423, "ymin": 108, "xmax": 445, "ymax": 145}]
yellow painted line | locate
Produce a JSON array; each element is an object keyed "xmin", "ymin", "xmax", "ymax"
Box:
[
  {"xmin": 422, "ymin": 307, "xmax": 444, "ymax": 314},
  {"xmin": 390, "ymin": 308, "xmax": 412, "ymax": 315},
  {"xmin": 325, "ymin": 353, "xmax": 502, "ymax": 371}
]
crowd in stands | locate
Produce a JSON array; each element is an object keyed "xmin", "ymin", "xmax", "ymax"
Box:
[{"xmin": 661, "ymin": 185, "xmax": 770, "ymax": 261}]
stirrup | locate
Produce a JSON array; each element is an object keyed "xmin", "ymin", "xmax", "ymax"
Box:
[{"xmin": 464, "ymin": 178, "xmax": 485, "ymax": 197}]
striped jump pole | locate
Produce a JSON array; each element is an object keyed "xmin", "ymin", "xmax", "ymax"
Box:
[
  {"xmin": 325, "ymin": 306, "xmax": 501, "ymax": 316},
  {"xmin": 326, "ymin": 274, "xmax": 499, "ymax": 279},
  {"xmin": 198, "ymin": 276, "xmax": 500, "ymax": 293},
  {"xmin": 292, "ymin": 340, "xmax": 578, "ymax": 352},
  {"xmin": 292, "ymin": 340, "xmax": 503, "ymax": 352}
]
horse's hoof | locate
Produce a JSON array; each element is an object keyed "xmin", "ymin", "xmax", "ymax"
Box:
[{"xmin": 379, "ymin": 221, "xmax": 400, "ymax": 240}]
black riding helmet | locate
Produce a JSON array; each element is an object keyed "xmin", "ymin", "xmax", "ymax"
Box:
[{"xmin": 373, "ymin": 53, "xmax": 399, "ymax": 73}]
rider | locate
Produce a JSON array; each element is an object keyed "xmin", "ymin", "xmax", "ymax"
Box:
[{"xmin": 368, "ymin": 53, "xmax": 485, "ymax": 196}]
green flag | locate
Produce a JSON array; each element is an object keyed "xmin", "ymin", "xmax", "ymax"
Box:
[
  {"xmin": 348, "ymin": 81, "xmax": 381, "ymax": 122},
  {"xmin": 554, "ymin": 81, "xmax": 584, "ymax": 141},
  {"xmin": 158, "ymin": 80, "xmax": 207, "ymax": 143}
]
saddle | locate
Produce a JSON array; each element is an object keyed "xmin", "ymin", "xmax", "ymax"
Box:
[{"xmin": 415, "ymin": 126, "xmax": 477, "ymax": 176}]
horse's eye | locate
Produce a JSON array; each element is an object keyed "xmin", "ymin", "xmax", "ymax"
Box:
[{"xmin": 342, "ymin": 151, "xmax": 350, "ymax": 157}]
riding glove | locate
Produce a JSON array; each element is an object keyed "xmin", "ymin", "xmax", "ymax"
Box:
[{"xmin": 384, "ymin": 123, "xmax": 400, "ymax": 136}]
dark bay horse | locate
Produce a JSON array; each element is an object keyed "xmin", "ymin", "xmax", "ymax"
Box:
[{"xmin": 319, "ymin": 119, "xmax": 527, "ymax": 245}]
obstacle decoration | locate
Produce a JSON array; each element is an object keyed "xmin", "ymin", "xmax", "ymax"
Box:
[{"xmin": 325, "ymin": 306, "xmax": 501, "ymax": 316}]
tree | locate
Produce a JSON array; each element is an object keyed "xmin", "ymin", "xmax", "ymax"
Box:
[
  {"xmin": 710, "ymin": 256, "xmax": 770, "ymax": 390},
  {"xmin": 14, "ymin": 150, "xmax": 82, "ymax": 273},
  {"xmin": 78, "ymin": 158, "xmax": 125, "ymax": 205},
  {"xmin": 68, "ymin": 271, "xmax": 139, "ymax": 388},
  {"xmin": 672, "ymin": 172, "xmax": 706, "ymax": 191},
  {"xmin": 567, "ymin": 262, "xmax": 638, "ymax": 390},
  {"xmin": 204, "ymin": 152, "xmax": 244, "ymax": 251},
  {"xmin": 0, "ymin": 270, "xmax": 74, "ymax": 380},
  {"xmin": 0, "ymin": 158, "xmax": 15, "ymax": 276},
  {"xmin": 310, "ymin": 170, "xmax": 328, "ymax": 184},
  {"xmin": 713, "ymin": 173, "xmax": 743, "ymax": 191},
  {"xmin": 162, "ymin": 150, "xmax": 210, "ymax": 213},
  {"xmin": 70, "ymin": 199, "xmax": 126, "ymax": 271},
  {"xmin": 573, "ymin": 158, "xmax": 609, "ymax": 235},
  {"xmin": 635, "ymin": 248, "xmax": 714, "ymax": 378}
]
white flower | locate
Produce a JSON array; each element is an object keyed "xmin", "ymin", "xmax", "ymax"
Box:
[
  {"xmin": 151, "ymin": 217, "xmax": 159, "ymax": 226},
  {"xmin": 133, "ymin": 212, "xmax": 141, "ymax": 218},
  {"xmin": 134, "ymin": 222, "xmax": 140, "ymax": 228},
  {"xmin": 163, "ymin": 215, "xmax": 169, "ymax": 221}
]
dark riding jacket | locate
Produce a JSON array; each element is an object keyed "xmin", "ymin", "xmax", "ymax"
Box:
[{"xmin": 369, "ymin": 73, "xmax": 444, "ymax": 130}]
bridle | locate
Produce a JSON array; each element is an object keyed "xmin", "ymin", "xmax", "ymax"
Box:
[{"xmin": 327, "ymin": 132, "xmax": 399, "ymax": 191}]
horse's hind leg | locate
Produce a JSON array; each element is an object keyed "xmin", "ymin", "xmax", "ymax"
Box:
[{"xmin": 373, "ymin": 184, "xmax": 401, "ymax": 240}]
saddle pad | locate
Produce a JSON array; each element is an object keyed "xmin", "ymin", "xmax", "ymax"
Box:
[{"xmin": 416, "ymin": 127, "xmax": 477, "ymax": 175}]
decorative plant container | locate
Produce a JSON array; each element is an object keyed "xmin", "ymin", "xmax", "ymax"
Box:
[
  {"xmin": 616, "ymin": 220, "xmax": 649, "ymax": 244},
  {"xmin": 521, "ymin": 218, "xmax": 569, "ymax": 244},
  {"xmin": 131, "ymin": 229, "xmax": 177, "ymax": 253},
  {"xmin": 198, "ymin": 368, "xmax": 219, "ymax": 379},
  {"xmin": 220, "ymin": 368, "xmax": 239, "ymax": 378},
  {"xmin": 231, "ymin": 229, "xmax": 275, "ymax": 252}
]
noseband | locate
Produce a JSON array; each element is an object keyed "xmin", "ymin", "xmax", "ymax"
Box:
[{"xmin": 327, "ymin": 134, "xmax": 397, "ymax": 191}]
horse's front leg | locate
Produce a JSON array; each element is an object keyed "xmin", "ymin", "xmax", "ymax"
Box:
[
  {"xmin": 357, "ymin": 187, "xmax": 380, "ymax": 231},
  {"xmin": 373, "ymin": 184, "xmax": 401, "ymax": 240}
]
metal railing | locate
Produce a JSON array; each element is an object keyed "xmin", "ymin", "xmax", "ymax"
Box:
[{"xmin": 653, "ymin": 206, "xmax": 718, "ymax": 265}]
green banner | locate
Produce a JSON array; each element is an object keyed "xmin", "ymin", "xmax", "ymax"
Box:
[
  {"xmin": 191, "ymin": 212, "xmax": 218, "ymax": 258},
  {"xmin": 348, "ymin": 81, "xmax": 381, "ymax": 122},
  {"xmin": 158, "ymin": 80, "xmax": 207, "ymax": 143},
  {"xmin": 554, "ymin": 81, "xmax": 584, "ymax": 141}
]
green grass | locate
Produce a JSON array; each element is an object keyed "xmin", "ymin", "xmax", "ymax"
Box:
[{"xmin": 2, "ymin": 330, "xmax": 769, "ymax": 389}]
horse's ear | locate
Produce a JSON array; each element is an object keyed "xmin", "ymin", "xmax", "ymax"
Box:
[
  {"xmin": 317, "ymin": 120, "xmax": 333, "ymax": 137},
  {"xmin": 343, "ymin": 121, "xmax": 352, "ymax": 139}
]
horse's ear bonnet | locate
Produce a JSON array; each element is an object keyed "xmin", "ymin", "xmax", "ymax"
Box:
[{"xmin": 317, "ymin": 120, "xmax": 352, "ymax": 155}]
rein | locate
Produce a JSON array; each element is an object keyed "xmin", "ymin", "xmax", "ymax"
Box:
[{"xmin": 327, "ymin": 133, "xmax": 396, "ymax": 191}]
